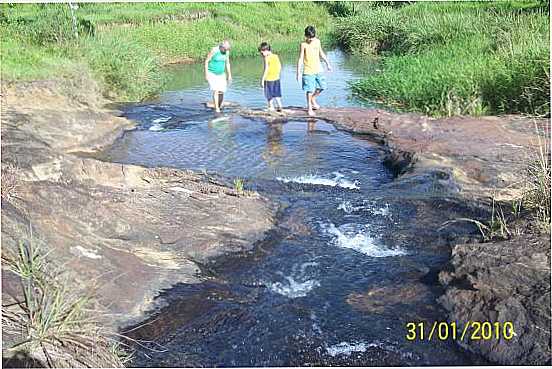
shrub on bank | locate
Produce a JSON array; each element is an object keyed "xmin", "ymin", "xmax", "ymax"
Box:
[
  {"xmin": 84, "ymin": 36, "xmax": 163, "ymax": 101},
  {"xmin": 336, "ymin": 1, "xmax": 550, "ymax": 117}
]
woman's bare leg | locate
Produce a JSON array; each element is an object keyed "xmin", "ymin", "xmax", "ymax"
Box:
[
  {"xmin": 218, "ymin": 92, "xmax": 224, "ymax": 109},
  {"xmin": 213, "ymin": 91, "xmax": 220, "ymax": 112}
]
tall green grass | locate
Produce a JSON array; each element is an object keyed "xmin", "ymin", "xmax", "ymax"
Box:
[
  {"xmin": 1, "ymin": 2, "xmax": 331, "ymax": 101},
  {"xmin": 335, "ymin": 1, "xmax": 550, "ymax": 117}
]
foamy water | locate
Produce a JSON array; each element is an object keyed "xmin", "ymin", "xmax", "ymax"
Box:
[
  {"xmin": 338, "ymin": 200, "xmax": 391, "ymax": 217},
  {"xmin": 268, "ymin": 262, "xmax": 320, "ymax": 298},
  {"xmin": 323, "ymin": 223, "xmax": 406, "ymax": 257},
  {"xmin": 268, "ymin": 276, "xmax": 320, "ymax": 298},
  {"xmin": 152, "ymin": 116, "xmax": 171, "ymax": 124},
  {"xmin": 149, "ymin": 124, "xmax": 164, "ymax": 131},
  {"xmin": 326, "ymin": 341, "xmax": 378, "ymax": 357},
  {"xmin": 277, "ymin": 172, "xmax": 359, "ymax": 190}
]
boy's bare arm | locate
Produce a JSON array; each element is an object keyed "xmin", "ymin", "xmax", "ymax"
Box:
[
  {"xmin": 296, "ymin": 43, "xmax": 305, "ymax": 81},
  {"xmin": 261, "ymin": 57, "xmax": 269, "ymax": 87},
  {"xmin": 319, "ymin": 47, "xmax": 332, "ymax": 71}
]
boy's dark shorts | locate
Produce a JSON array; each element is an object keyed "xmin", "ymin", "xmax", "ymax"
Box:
[{"xmin": 264, "ymin": 80, "xmax": 282, "ymax": 100}]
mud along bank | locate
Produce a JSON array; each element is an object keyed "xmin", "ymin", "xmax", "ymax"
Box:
[
  {"xmin": 0, "ymin": 80, "xmax": 276, "ymax": 339},
  {"xmin": 240, "ymin": 106, "xmax": 551, "ymax": 365}
]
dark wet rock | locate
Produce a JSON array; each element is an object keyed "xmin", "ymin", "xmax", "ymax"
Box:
[{"xmin": 439, "ymin": 234, "xmax": 551, "ymax": 365}]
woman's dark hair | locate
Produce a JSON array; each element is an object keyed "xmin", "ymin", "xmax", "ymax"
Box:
[
  {"xmin": 304, "ymin": 25, "xmax": 316, "ymax": 38},
  {"xmin": 258, "ymin": 42, "xmax": 271, "ymax": 52}
]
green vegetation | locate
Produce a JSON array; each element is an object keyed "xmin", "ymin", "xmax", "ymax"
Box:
[
  {"xmin": 2, "ymin": 238, "xmax": 126, "ymax": 367},
  {"xmin": 2, "ymin": 2, "xmax": 549, "ymax": 116},
  {"xmin": 233, "ymin": 177, "xmax": 245, "ymax": 195},
  {"xmin": 1, "ymin": 2, "xmax": 331, "ymax": 101},
  {"xmin": 333, "ymin": 1, "xmax": 550, "ymax": 117}
]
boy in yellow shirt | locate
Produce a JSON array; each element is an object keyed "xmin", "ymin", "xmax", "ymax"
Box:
[
  {"xmin": 259, "ymin": 42, "xmax": 283, "ymax": 112},
  {"xmin": 296, "ymin": 26, "xmax": 332, "ymax": 116}
]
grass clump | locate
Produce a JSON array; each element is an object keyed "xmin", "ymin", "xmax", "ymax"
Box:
[
  {"xmin": 2, "ymin": 237, "xmax": 127, "ymax": 368},
  {"xmin": 83, "ymin": 36, "xmax": 163, "ymax": 101},
  {"xmin": 233, "ymin": 178, "xmax": 245, "ymax": 195},
  {"xmin": 335, "ymin": 1, "xmax": 550, "ymax": 117},
  {"xmin": 439, "ymin": 197, "xmax": 525, "ymax": 242}
]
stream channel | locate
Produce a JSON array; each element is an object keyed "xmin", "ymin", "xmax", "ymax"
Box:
[{"xmin": 98, "ymin": 50, "xmax": 487, "ymax": 367}]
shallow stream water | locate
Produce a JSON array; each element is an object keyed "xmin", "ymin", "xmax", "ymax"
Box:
[{"xmin": 99, "ymin": 51, "xmax": 485, "ymax": 366}]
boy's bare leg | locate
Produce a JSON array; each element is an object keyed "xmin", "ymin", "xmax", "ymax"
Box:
[
  {"xmin": 213, "ymin": 91, "xmax": 220, "ymax": 113},
  {"xmin": 275, "ymin": 97, "xmax": 283, "ymax": 111},
  {"xmin": 267, "ymin": 99, "xmax": 275, "ymax": 111},
  {"xmin": 306, "ymin": 92, "xmax": 315, "ymax": 116},
  {"xmin": 311, "ymin": 89, "xmax": 321, "ymax": 110}
]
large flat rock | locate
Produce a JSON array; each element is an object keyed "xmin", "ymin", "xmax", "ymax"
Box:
[{"xmin": 1, "ymin": 82, "xmax": 275, "ymax": 329}]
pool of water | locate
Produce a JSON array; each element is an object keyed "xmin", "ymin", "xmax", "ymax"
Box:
[{"xmin": 99, "ymin": 50, "xmax": 485, "ymax": 367}]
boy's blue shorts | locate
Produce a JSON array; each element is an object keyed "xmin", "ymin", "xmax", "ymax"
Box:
[
  {"xmin": 264, "ymin": 79, "xmax": 282, "ymax": 100},
  {"xmin": 302, "ymin": 73, "xmax": 326, "ymax": 93}
]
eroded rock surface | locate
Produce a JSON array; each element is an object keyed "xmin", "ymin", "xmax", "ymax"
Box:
[{"xmin": 1, "ymin": 82, "xmax": 275, "ymax": 329}]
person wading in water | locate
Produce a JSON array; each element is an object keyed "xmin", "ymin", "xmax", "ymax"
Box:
[
  {"xmin": 205, "ymin": 40, "xmax": 232, "ymax": 113},
  {"xmin": 296, "ymin": 26, "xmax": 332, "ymax": 117}
]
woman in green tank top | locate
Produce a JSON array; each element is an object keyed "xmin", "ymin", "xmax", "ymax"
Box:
[{"xmin": 204, "ymin": 40, "xmax": 232, "ymax": 113}]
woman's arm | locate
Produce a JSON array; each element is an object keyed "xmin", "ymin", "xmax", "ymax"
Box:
[
  {"xmin": 225, "ymin": 52, "xmax": 232, "ymax": 81},
  {"xmin": 296, "ymin": 43, "xmax": 304, "ymax": 81},
  {"xmin": 204, "ymin": 49, "xmax": 214, "ymax": 80}
]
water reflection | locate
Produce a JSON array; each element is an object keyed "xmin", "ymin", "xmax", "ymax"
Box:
[
  {"xmin": 262, "ymin": 122, "xmax": 285, "ymax": 168},
  {"xmin": 307, "ymin": 118, "xmax": 317, "ymax": 133}
]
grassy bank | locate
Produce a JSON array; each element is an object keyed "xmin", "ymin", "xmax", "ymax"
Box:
[
  {"xmin": 332, "ymin": 1, "xmax": 550, "ymax": 117},
  {"xmin": 1, "ymin": 2, "xmax": 331, "ymax": 101}
]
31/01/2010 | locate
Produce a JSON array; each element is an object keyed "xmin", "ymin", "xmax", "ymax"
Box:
[{"xmin": 405, "ymin": 321, "xmax": 516, "ymax": 342}]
